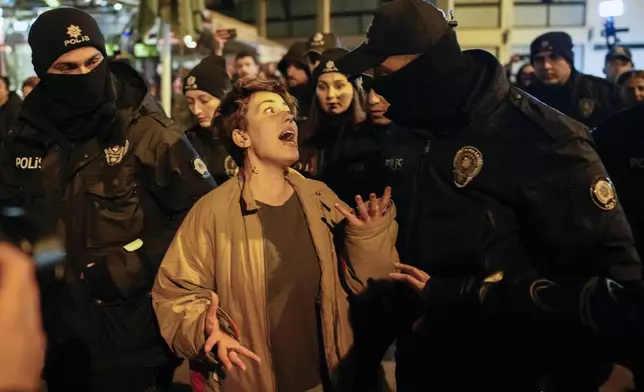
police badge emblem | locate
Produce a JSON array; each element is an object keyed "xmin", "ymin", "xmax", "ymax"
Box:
[
  {"xmin": 186, "ymin": 76, "xmax": 197, "ymax": 90},
  {"xmin": 323, "ymin": 61, "xmax": 338, "ymax": 73},
  {"xmin": 311, "ymin": 32, "xmax": 324, "ymax": 47},
  {"xmin": 590, "ymin": 176, "xmax": 617, "ymax": 211},
  {"xmin": 224, "ymin": 155, "xmax": 239, "ymax": 177},
  {"xmin": 579, "ymin": 98, "xmax": 596, "ymax": 119},
  {"xmin": 192, "ymin": 157, "xmax": 211, "ymax": 179},
  {"xmin": 453, "ymin": 146, "xmax": 483, "ymax": 188},
  {"xmin": 104, "ymin": 140, "xmax": 130, "ymax": 166}
]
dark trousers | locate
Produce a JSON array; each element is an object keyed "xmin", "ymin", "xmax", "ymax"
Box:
[
  {"xmin": 45, "ymin": 362, "xmax": 177, "ymax": 392},
  {"xmin": 43, "ymin": 339, "xmax": 177, "ymax": 392}
]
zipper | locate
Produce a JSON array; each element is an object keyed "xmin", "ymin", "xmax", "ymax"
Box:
[{"xmin": 404, "ymin": 138, "xmax": 432, "ymax": 252}]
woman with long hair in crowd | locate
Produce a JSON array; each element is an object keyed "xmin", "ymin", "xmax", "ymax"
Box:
[{"xmin": 301, "ymin": 48, "xmax": 385, "ymax": 204}]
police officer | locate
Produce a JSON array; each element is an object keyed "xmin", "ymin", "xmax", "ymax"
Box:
[
  {"xmin": 594, "ymin": 104, "xmax": 644, "ymax": 258},
  {"xmin": 183, "ymin": 54, "xmax": 237, "ymax": 185},
  {"xmin": 305, "ymin": 32, "xmax": 342, "ymax": 72},
  {"xmin": 0, "ymin": 8, "xmax": 216, "ymax": 392},
  {"xmin": 604, "ymin": 45, "xmax": 634, "ymax": 83},
  {"xmin": 593, "ymin": 103, "xmax": 644, "ymax": 390},
  {"xmin": 278, "ymin": 41, "xmax": 313, "ymax": 121},
  {"xmin": 336, "ymin": 1, "xmax": 643, "ymax": 391},
  {"xmin": 525, "ymin": 31, "xmax": 623, "ymax": 129}
]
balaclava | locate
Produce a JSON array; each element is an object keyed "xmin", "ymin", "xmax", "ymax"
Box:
[
  {"xmin": 28, "ymin": 8, "xmax": 111, "ymax": 114},
  {"xmin": 371, "ymin": 29, "xmax": 481, "ymax": 129}
]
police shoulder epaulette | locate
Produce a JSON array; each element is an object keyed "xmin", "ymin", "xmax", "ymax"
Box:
[
  {"xmin": 509, "ymin": 89, "xmax": 587, "ymax": 141},
  {"xmin": 146, "ymin": 111, "xmax": 175, "ymax": 128}
]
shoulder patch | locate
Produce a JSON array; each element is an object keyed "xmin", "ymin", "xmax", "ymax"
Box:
[
  {"xmin": 590, "ymin": 176, "xmax": 617, "ymax": 211},
  {"xmin": 192, "ymin": 157, "xmax": 211, "ymax": 179}
]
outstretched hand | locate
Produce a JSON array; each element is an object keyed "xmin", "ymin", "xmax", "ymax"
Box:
[
  {"xmin": 335, "ymin": 186, "xmax": 392, "ymax": 227},
  {"xmin": 204, "ymin": 292, "xmax": 261, "ymax": 371},
  {"xmin": 389, "ymin": 263, "xmax": 430, "ymax": 294}
]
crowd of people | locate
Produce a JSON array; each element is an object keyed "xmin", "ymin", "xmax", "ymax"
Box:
[{"xmin": 2, "ymin": 0, "xmax": 644, "ymax": 392}]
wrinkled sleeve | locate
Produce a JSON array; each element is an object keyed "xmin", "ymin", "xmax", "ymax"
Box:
[
  {"xmin": 137, "ymin": 124, "xmax": 217, "ymax": 269},
  {"xmin": 143, "ymin": 128, "xmax": 217, "ymax": 223},
  {"xmin": 515, "ymin": 133, "xmax": 641, "ymax": 282},
  {"xmin": 326, "ymin": 186, "xmax": 399, "ymax": 295},
  {"xmin": 151, "ymin": 199, "xmax": 217, "ymax": 359}
]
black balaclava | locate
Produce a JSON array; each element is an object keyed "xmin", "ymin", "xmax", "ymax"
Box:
[
  {"xmin": 27, "ymin": 8, "xmax": 114, "ymax": 141},
  {"xmin": 372, "ymin": 29, "xmax": 480, "ymax": 129}
]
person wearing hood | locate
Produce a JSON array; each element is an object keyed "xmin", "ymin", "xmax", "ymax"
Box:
[
  {"xmin": 183, "ymin": 54, "xmax": 238, "ymax": 185},
  {"xmin": 336, "ymin": 0, "xmax": 643, "ymax": 391},
  {"xmin": 524, "ymin": 32, "xmax": 623, "ymax": 129},
  {"xmin": 0, "ymin": 76, "xmax": 22, "ymax": 139},
  {"xmin": 0, "ymin": 8, "xmax": 216, "ymax": 392}
]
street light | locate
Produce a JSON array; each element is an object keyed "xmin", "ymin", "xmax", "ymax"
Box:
[
  {"xmin": 599, "ymin": 0, "xmax": 628, "ymax": 50},
  {"xmin": 599, "ymin": 0, "xmax": 624, "ymax": 18},
  {"xmin": 114, "ymin": 3, "xmax": 123, "ymax": 11}
]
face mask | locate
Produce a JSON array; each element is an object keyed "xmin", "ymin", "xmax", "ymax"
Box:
[{"xmin": 40, "ymin": 59, "xmax": 109, "ymax": 111}]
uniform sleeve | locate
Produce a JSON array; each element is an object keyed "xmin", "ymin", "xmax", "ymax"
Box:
[
  {"xmin": 151, "ymin": 199, "xmax": 217, "ymax": 359},
  {"xmin": 143, "ymin": 128, "xmax": 217, "ymax": 221},
  {"xmin": 136, "ymin": 122, "xmax": 217, "ymax": 269},
  {"xmin": 515, "ymin": 133, "xmax": 641, "ymax": 282}
]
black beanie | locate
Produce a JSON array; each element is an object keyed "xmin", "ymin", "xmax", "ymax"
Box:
[
  {"xmin": 28, "ymin": 8, "xmax": 107, "ymax": 78},
  {"xmin": 183, "ymin": 55, "xmax": 231, "ymax": 100},
  {"xmin": 312, "ymin": 48, "xmax": 349, "ymax": 82},
  {"xmin": 530, "ymin": 31, "xmax": 575, "ymax": 67}
]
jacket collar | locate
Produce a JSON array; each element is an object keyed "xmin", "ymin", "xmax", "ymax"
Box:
[
  {"xmin": 463, "ymin": 49, "xmax": 511, "ymax": 123},
  {"xmin": 238, "ymin": 168, "xmax": 333, "ymax": 213}
]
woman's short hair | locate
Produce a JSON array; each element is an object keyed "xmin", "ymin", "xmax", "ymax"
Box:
[{"xmin": 214, "ymin": 78, "xmax": 298, "ymax": 167}]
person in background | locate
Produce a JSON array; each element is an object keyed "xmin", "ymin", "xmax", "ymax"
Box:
[
  {"xmin": 152, "ymin": 77, "xmax": 398, "ymax": 392},
  {"xmin": 171, "ymin": 69, "xmax": 197, "ymax": 130},
  {"xmin": 515, "ymin": 63, "xmax": 534, "ymax": 90},
  {"xmin": 21, "ymin": 76, "xmax": 40, "ymax": 99},
  {"xmin": 604, "ymin": 45, "xmax": 634, "ymax": 83},
  {"xmin": 278, "ymin": 41, "xmax": 313, "ymax": 118},
  {"xmin": 616, "ymin": 70, "xmax": 644, "ymax": 106},
  {"xmin": 0, "ymin": 76, "xmax": 22, "ymax": 139},
  {"xmin": 234, "ymin": 52, "xmax": 261, "ymax": 80},
  {"xmin": 525, "ymin": 31, "xmax": 622, "ymax": 129},
  {"xmin": 0, "ymin": 8, "xmax": 216, "ymax": 391},
  {"xmin": 0, "ymin": 243, "xmax": 46, "ymax": 392},
  {"xmin": 305, "ymin": 32, "xmax": 342, "ymax": 72},
  {"xmin": 183, "ymin": 54, "xmax": 237, "ymax": 185},
  {"xmin": 302, "ymin": 49, "xmax": 375, "ymax": 197}
]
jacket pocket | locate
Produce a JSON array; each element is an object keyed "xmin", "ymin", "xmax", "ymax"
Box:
[
  {"xmin": 84, "ymin": 248, "xmax": 150, "ymax": 301},
  {"xmin": 84, "ymin": 173, "xmax": 144, "ymax": 249}
]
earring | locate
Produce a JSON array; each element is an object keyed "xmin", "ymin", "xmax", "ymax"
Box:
[{"xmin": 251, "ymin": 165, "xmax": 259, "ymax": 174}]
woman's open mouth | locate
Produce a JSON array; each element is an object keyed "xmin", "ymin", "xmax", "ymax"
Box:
[{"xmin": 279, "ymin": 129, "xmax": 298, "ymax": 147}]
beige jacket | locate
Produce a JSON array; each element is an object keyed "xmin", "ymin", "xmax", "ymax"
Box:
[{"xmin": 152, "ymin": 169, "xmax": 398, "ymax": 392}]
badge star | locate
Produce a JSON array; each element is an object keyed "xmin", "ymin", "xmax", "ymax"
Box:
[{"xmin": 67, "ymin": 25, "xmax": 82, "ymax": 39}]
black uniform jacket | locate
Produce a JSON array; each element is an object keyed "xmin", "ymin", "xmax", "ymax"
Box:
[
  {"xmin": 0, "ymin": 61, "xmax": 216, "ymax": 369},
  {"xmin": 378, "ymin": 50, "xmax": 641, "ymax": 391},
  {"xmin": 594, "ymin": 103, "xmax": 644, "ymax": 258},
  {"xmin": 185, "ymin": 124, "xmax": 238, "ymax": 185},
  {"xmin": 525, "ymin": 70, "xmax": 623, "ymax": 130}
]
